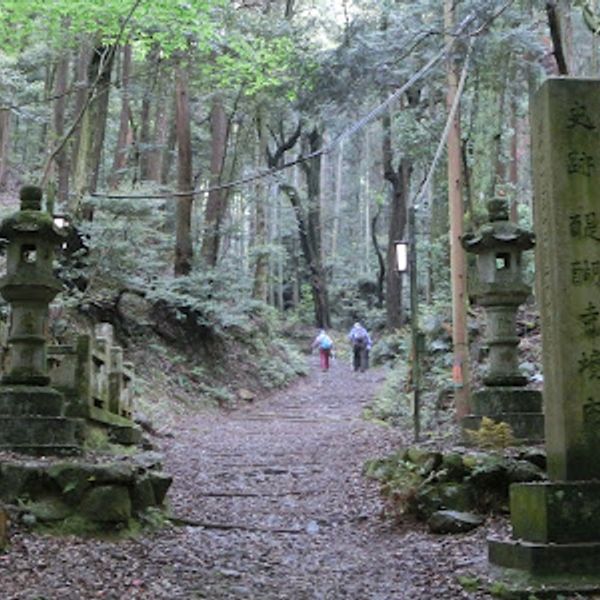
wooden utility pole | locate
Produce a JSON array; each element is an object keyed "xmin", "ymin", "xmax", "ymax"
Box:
[{"xmin": 445, "ymin": 0, "xmax": 470, "ymax": 419}]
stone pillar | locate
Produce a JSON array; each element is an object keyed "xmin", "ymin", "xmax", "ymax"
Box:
[{"xmin": 489, "ymin": 78, "xmax": 600, "ymax": 579}]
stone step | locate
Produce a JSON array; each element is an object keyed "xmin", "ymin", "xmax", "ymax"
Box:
[
  {"xmin": 0, "ymin": 385, "xmax": 64, "ymax": 416},
  {"xmin": 0, "ymin": 416, "xmax": 84, "ymax": 452}
]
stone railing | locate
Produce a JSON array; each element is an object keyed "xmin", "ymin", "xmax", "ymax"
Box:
[{"xmin": 47, "ymin": 323, "xmax": 135, "ymax": 428}]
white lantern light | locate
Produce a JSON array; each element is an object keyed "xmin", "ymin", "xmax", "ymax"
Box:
[{"xmin": 395, "ymin": 240, "xmax": 408, "ymax": 273}]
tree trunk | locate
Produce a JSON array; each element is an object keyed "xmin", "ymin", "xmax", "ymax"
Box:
[
  {"xmin": 139, "ymin": 46, "xmax": 159, "ymax": 181},
  {"xmin": 302, "ymin": 129, "xmax": 330, "ymax": 328},
  {"xmin": 200, "ymin": 95, "xmax": 229, "ymax": 267},
  {"xmin": 0, "ymin": 109, "xmax": 11, "ymax": 190},
  {"xmin": 88, "ymin": 46, "xmax": 115, "ymax": 195},
  {"xmin": 109, "ymin": 44, "xmax": 132, "ymax": 189},
  {"xmin": 53, "ymin": 52, "xmax": 70, "ymax": 205},
  {"xmin": 371, "ymin": 203, "xmax": 385, "ymax": 308},
  {"xmin": 252, "ymin": 106, "xmax": 269, "ymax": 300},
  {"xmin": 148, "ymin": 74, "xmax": 169, "ymax": 182},
  {"xmin": 445, "ymin": 0, "xmax": 470, "ymax": 419},
  {"xmin": 71, "ymin": 44, "xmax": 115, "ymax": 212},
  {"xmin": 363, "ymin": 128, "xmax": 371, "ymax": 274},
  {"xmin": 382, "ymin": 107, "xmax": 410, "ymax": 331},
  {"xmin": 39, "ymin": 65, "xmax": 55, "ymax": 158},
  {"xmin": 174, "ymin": 58, "xmax": 194, "ymax": 277},
  {"xmin": 330, "ymin": 140, "xmax": 344, "ymax": 263},
  {"xmin": 279, "ymin": 128, "xmax": 330, "ymax": 328},
  {"xmin": 161, "ymin": 95, "xmax": 178, "ymax": 185}
]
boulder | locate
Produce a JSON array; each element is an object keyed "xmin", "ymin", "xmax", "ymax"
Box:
[
  {"xmin": 506, "ymin": 460, "xmax": 545, "ymax": 483},
  {"xmin": 428, "ymin": 510, "xmax": 484, "ymax": 534},
  {"xmin": 47, "ymin": 463, "xmax": 94, "ymax": 503},
  {"xmin": 79, "ymin": 485, "xmax": 131, "ymax": 523}
]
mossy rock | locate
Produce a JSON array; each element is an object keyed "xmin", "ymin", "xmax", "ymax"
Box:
[
  {"xmin": 404, "ymin": 447, "xmax": 442, "ymax": 476},
  {"xmin": 79, "ymin": 485, "xmax": 131, "ymax": 523},
  {"xmin": 439, "ymin": 483, "xmax": 475, "ymax": 513},
  {"xmin": 506, "ymin": 460, "xmax": 545, "ymax": 483},
  {"xmin": 441, "ymin": 452, "xmax": 470, "ymax": 481},
  {"xmin": 47, "ymin": 463, "xmax": 94, "ymax": 504},
  {"xmin": 428, "ymin": 510, "xmax": 483, "ymax": 534},
  {"xmin": 412, "ymin": 484, "xmax": 444, "ymax": 520},
  {"xmin": 148, "ymin": 472, "xmax": 172, "ymax": 505},
  {"xmin": 0, "ymin": 462, "xmax": 47, "ymax": 502},
  {"xmin": 131, "ymin": 475, "xmax": 156, "ymax": 512}
]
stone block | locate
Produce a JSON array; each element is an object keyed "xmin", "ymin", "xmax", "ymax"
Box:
[
  {"xmin": 108, "ymin": 425, "xmax": 142, "ymax": 446},
  {"xmin": 79, "ymin": 485, "xmax": 131, "ymax": 523},
  {"xmin": 510, "ymin": 481, "xmax": 600, "ymax": 544},
  {"xmin": 0, "ymin": 416, "xmax": 84, "ymax": 453},
  {"xmin": 0, "ymin": 385, "xmax": 64, "ymax": 416},
  {"xmin": 470, "ymin": 388, "xmax": 542, "ymax": 415},
  {"xmin": 489, "ymin": 537, "xmax": 600, "ymax": 575}
]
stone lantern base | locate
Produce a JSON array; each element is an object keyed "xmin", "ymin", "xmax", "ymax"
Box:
[
  {"xmin": 462, "ymin": 387, "xmax": 544, "ymax": 443},
  {"xmin": 0, "ymin": 384, "xmax": 84, "ymax": 454},
  {"xmin": 489, "ymin": 481, "xmax": 600, "ymax": 579}
]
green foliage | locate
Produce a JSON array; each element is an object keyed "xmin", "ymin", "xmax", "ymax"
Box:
[
  {"xmin": 0, "ymin": 0, "xmax": 227, "ymax": 56},
  {"xmin": 466, "ymin": 417, "xmax": 516, "ymax": 450},
  {"xmin": 457, "ymin": 575, "xmax": 482, "ymax": 593}
]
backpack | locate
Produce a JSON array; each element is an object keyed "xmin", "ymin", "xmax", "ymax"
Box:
[
  {"xmin": 320, "ymin": 335, "xmax": 333, "ymax": 350},
  {"xmin": 353, "ymin": 330, "xmax": 368, "ymax": 349}
]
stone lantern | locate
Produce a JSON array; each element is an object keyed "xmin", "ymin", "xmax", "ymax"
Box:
[
  {"xmin": 0, "ymin": 186, "xmax": 65, "ymax": 386},
  {"xmin": 461, "ymin": 195, "xmax": 544, "ymax": 442},
  {"xmin": 0, "ymin": 186, "xmax": 82, "ymax": 452}
]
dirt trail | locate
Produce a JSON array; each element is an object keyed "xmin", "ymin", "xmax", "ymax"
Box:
[{"xmin": 0, "ymin": 356, "xmax": 493, "ymax": 599}]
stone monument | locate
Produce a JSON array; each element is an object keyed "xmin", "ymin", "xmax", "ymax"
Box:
[
  {"xmin": 461, "ymin": 195, "xmax": 544, "ymax": 442},
  {"xmin": 489, "ymin": 78, "xmax": 600, "ymax": 579},
  {"xmin": 0, "ymin": 186, "xmax": 83, "ymax": 452}
]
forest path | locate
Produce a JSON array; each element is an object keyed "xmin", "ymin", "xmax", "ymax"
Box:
[
  {"xmin": 0, "ymin": 356, "xmax": 493, "ymax": 599},
  {"xmin": 160, "ymin": 355, "xmax": 491, "ymax": 599}
]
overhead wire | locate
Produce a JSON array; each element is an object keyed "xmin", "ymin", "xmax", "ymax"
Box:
[{"xmin": 89, "ymin": 5, "xmax": 508, "ymax": 202}]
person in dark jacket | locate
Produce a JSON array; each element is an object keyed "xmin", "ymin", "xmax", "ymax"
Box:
[{"xmin": 348, "ymin": 322, "xmax": 372, "ymax": 372}]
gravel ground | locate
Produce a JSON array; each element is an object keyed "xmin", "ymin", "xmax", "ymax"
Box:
[{"xmin": 0, "ymin": 356, "xmax": 499, "ymax": 599}]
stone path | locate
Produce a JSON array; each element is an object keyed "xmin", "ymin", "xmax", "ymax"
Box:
[
  {"xmin": 0, "ymin": 356, "xmax": 494, "ymax": 599},
  {"xmin": 160, "ymin": 356, "xmax": 492, "ymax": 599}
]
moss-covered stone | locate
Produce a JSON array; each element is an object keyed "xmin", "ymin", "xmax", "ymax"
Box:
[
  {"xmin": 441, "ymin": 452, "xmax": 470, "ymax": 481},
  {"xmin": 428, "ymin": 510, "xmax": 483, "ymax": 534},
  {"xmin": 0, "ymin": 462, "xmax": 47, "ymax": 501},
  {"xmin": 511, "ymin": 481, "xmax": 600, "ymax": 544},
  {"xmin": 438, "ymin": 483, "xmax": 474, "ymax": 512},
  {"xmin": 79, "ymin": 485, "xmax": 131, "ymax": 523},
  {"xmin": 131, "ymin": 475, "xmax": 156, "ymax": 512},
  {"xmin": 148, "ymin": 472, "xmax": 172, "ymax": 505},
  {"xmin": 47, "ymin": 463, "xmax": 94, "ymax": 504}
]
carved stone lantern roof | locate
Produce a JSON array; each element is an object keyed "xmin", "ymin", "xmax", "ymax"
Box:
[
  {"xmin": 462, "ymin": 197, "xmax": 535, "ymax": 254},
  {"xmin": 0, "ymin": 186, "xmax": 65, "ymax": 244}
]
